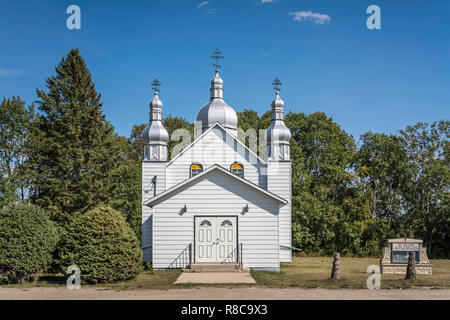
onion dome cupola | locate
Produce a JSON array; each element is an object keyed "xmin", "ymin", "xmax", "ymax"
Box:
[
  {"xmin": 266, "ymin": 78, "xmax": 291, "ymax": 161},
  {"xmin": 195, "ymin": 49, "xmax": 238, "ymax": 137},
  {"xmin": 143, "ymin": 78, "xmax": 169, "ymax": 161}
]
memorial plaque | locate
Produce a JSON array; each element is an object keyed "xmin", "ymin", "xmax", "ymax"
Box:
[
  {"xmin": 391, "ymin": 242, "xmax": 420, "ymax": 263},
  {"xmin": 380, "ymin": 238, "xmax": 432, "ymax": 274},
  {"xmin": 392, "ymin": 243, "xmax": 420, "ymax": 251}
]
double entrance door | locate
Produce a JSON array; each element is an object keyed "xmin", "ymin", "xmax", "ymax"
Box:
[{"xmin": 195, "ymin": 216, "xmax": 237, "ymax": 263}]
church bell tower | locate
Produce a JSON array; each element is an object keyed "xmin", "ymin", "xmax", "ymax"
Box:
[
  {"xmin": 266, "ymin": 78, "xmax": 292, "ymax": 263},
  {"xmin": 142, "ymin": 79, "xmax": 168, "ymax": 262}
]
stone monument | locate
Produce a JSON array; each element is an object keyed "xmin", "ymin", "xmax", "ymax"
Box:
[{"xmin": 380, "ymin": 238, "xmax": 432, "ymax": 275}]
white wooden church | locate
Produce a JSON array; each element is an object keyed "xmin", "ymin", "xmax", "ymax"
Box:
[{"xmin": 141, "ymin": 65, "xmax": 292, "ymax": 272}]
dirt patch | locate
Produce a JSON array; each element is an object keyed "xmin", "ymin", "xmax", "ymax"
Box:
[{"xmin": 0, "ymin": 287, "xmax": 449, "ymax": 300}]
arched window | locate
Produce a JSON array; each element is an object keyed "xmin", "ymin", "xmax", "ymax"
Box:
[
  {"xmin": 200, "ymin": 220, "xmax": 212, "ymax": 227},
  {"xmin": 221, "ymin": 220, "xmax": 233, "ymax": 227},
  {"xmin": 230, "ymin": 162, "xmax": 244, "ymax": 177},
  {"xmin": 190, "ymin": 163, "xmax": 203, "ymax": 177}
]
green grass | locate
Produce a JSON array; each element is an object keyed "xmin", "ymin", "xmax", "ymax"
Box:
[
  {"xmin": 251, "ymin": 256, "xmax": 450, "ymax": 289},
  {"xmin": 2, "ymin": 257, "xmax": 449, "ymax": 290},
  {"xmin": 0, "ymin": 270, "xmax": 183, "ymax": 290}
]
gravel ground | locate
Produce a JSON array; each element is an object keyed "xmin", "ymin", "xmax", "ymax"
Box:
[{"xmin": 0, "ymin": 287, "xmax": 449, "ymax": 300}]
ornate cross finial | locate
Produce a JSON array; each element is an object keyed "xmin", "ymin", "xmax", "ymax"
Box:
[
  {"xmin": 210, "ymin": 48, "xmax": 224, "ymax": 71},
  {"xmin": 272, "ymin": 78, "xmax": 282, "ymax": 93},
  {"xmin": 151, "ymin": 78, "xmax": 161, "ymax": 94}
]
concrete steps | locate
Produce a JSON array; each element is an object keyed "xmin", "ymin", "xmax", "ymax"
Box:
[{"xmin": 186, "ymin": 263, "xmax": 247, "ymax": 273}]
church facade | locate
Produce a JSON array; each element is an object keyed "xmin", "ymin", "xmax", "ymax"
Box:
[{"xmin": 141, "ymin": 69, "xmax": 292, "ymax": 272}]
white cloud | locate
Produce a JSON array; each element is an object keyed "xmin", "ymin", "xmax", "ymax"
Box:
[
  {"xmin": 289, "ymin": 11, "xmax": 331, "ymax": 25},
  {"xmin": 206, "ymin": 9, "xmax": 216, "ymax": 15},
  {"xmin": 0, "ymin": 69, "xmax": 28, "ymax": 77},
  {"xmin": 197, "ymin": 1, "xmax": 208, "ymax": 9},
  {"xmin": 261, "ymin": 0, "xmax": 274, "ymax": 3}
]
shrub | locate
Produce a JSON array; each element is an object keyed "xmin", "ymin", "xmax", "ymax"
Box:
[
  {"xmin": 0, "ymin": 204, "xmax": 59, "ymax": 283},
  {"xmin": 59, "ymin": 206, "xmax": 142, "ymax": 283},
  {"xmin": 143, "ymin": 262, "xmax": 153, "ymax": 274}
]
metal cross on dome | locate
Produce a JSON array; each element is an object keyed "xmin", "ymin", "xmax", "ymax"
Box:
[
  {"xmin": 272, "ymin": 78, "xmax": 282, "ymax": 93},
  {"xmin": 151, "ymin": 78, "xmax": 161, "ymax": 94},
  {"xmin": 211, "ymin": 48, "xmax": 224, "ymax": 71}
]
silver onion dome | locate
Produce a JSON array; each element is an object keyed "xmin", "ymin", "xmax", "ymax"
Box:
[
  {"xmin": 196, "ymin": 70, "xmax": 238, "ymax": 135},
  {"xmin": 267, "ymin": 92, "xmax": 291, "ymax": 145},
  {"xmin": 143, "ymin": 92, "xmax": 169, "ymax": 146}
]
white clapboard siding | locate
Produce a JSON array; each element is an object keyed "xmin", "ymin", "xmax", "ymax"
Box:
[
  {"xmin": 268, "ymin": 161, "xmax": 292, "ymax": 263},
  {"xmin": 151, "ymin": 169, "xmax": 280, "ymax": 269},
  {"xmin": 166, "ymin": 126, "xmax": 267, "ymax": 190},
  {"xmin": 142, "ymin": 161, "xmax": 167, "ymax": 262}
]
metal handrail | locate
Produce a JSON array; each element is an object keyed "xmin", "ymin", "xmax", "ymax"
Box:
[
  {"xmin": 189, "ymin": 242, "xmax": 192, "ymax": 266},
  {"xmin": 168, "ymin": 243, "xmax": 192, "ymax": 269},
  {"xmin": 221, "ymin": 243, "xmax": 243, "ymax": 268},
  {"xmin": 221, "ymin": 246, "xmax": 237, "ymax": 264},
  {"xmin": 239, "ymin": 243, "xmax": 243, "ymax": 267}
]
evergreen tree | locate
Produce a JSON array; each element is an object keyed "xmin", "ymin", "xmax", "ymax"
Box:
[
  {"xmin": 108, "ymin": 135, "xmax": 142, "ymax": 242},
  {"xmin": 0, "ymin": 204, "xmax": 58, "ymax": 283},
  {"xmin": 58, "ymin": 206, "xmax": 142, "ymax": 283},
  {"xmin": 28, "ymin": 49, "xmax": 124, "ymax": 224}
]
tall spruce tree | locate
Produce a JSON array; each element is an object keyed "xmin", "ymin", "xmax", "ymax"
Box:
[{"xmin": 29, "ymin": 49, "xmax": 123, "ymax": 224}]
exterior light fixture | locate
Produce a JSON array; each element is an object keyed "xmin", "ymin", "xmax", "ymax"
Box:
[
  {"xmin": 244, "ymin": 204, "xmax": 249, "ymax": 212},
  {"xmin": 151, "ymin": 176, "xmax": 157, "ymax": 196},
  {"xmin": 183, "ymin": 204, "xmax": 187, "ymax": 213}
]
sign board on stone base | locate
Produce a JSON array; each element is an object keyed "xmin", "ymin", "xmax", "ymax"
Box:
[{"xmin": 380, "ymin": 238, "xmax": 432, "ymax": 275}]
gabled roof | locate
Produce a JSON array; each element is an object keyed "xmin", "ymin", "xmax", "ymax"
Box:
[
  {"xmin": 167, "ymin": 122, "xmax": 267, "ymax": 167},
  {"xmin": 143, "ymin": 164, "xmax": 287, "ymax": 207}
]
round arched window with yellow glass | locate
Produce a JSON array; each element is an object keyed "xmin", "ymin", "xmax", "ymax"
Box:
[
  {"xmin": 190, "ymin": 163, "xmax": 203, "ymax": 177},
  {"xmin": 230, "ymin": 162, "xmax": 244, "ymax": 177}
]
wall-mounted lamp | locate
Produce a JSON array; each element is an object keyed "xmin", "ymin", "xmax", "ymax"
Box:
[
  {"xmin": 151, "ymin": 176, "xmax": 157, "ymax": 197},
  {"xmin": 244, "ymin": 204, "xmax": 249, "ymax": 213},
  {"xmin": 182, "ymin": 204, "xmax": 187, "ymax": 213}
]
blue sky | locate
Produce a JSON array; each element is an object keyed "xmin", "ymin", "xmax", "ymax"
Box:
[{"xmin": 1, "ymin": 0, "xmax": 449, "ymax": 141}]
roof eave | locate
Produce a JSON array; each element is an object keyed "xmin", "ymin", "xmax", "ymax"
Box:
[{"xmin": 143, "ymin": 164, "xmax": 287, "ymax": 207}]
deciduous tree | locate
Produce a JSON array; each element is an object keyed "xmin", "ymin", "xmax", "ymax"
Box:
[{"xmin": 0, "ymin": 97, "xmax": 35, "ymax": 206}]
